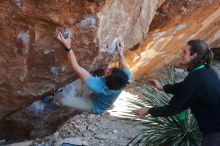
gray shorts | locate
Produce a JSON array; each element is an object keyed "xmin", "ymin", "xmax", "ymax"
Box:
[{"xmin": 53, "ymin": 79, "xmax": 94, "ymax": 112}]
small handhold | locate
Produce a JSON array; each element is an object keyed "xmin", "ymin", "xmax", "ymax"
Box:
[
  {"xmin": 56, "ymin": 28, "xmax": 73, "ymax": 39},
  {"xmin": 109, "ymin": 36, "xmax": 123, "ymax": 53}
]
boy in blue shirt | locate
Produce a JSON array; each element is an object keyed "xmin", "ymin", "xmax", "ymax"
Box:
[{"xmin": 56, "ymin": 32, "xmax": 132, "ymax": 115}]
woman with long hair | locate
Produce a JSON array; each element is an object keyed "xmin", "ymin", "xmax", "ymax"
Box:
[{"xmin": 133, "ymin": 39, "xmax": 220, "ymax": 145}]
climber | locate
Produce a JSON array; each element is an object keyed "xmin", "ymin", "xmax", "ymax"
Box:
[
  {"xmin": 133, "ymin": 39, "xmax": 220, "ymax": 146},
  {"xmin": 55, "ymin": 31, "xmax": 132, "ymax": 115}
]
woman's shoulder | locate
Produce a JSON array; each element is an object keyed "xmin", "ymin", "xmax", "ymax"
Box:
[{"xmin": 188, "ymin": 67, "xmax": 219, "ymax": 81}]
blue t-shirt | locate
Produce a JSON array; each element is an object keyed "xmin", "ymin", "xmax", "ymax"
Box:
[{"xmin": 85, "ymin": 69, "xmax": 132, "ymax": 115}]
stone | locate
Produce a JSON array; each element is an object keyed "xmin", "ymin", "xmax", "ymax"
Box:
[
  {"xmin": 6, "ymin": 140, "xmax": 33, "ymax": 146},
  {"xmin": 0, "ymin": 0, "xmax": 159, "ymax": 139},
  {"xmin": 94, "ymin": 134, "xmax": 109, "ymax": 140},
  {"xmin": 112, "ymin": 130, "xmax": 118, "ymax": 134},
  {"xmin": 55, "ymin": 137, "xmax": 82, "ymax": 146},
  {"xmin": 110, "ymin": 135, "xmax": 118, "ymax": 140},
  {"xmin": 53, "ymin": 132, "xmax": 59, "ymax": 140},
  {"xmin": 33, "ymin": 140, "xmax": 52, "ymax": 146},
  {"xmin": 87, "ymin": 125, "xmax": 96, "ymax": 132},
  {"xmin": 0, "ymin": 0, "xmax": 157, "ymax": 126},
  {"xmin": 80, "ymin": 113, "xmax": 86, "ymax": 118},
  {"xmin": 88, "ymin": 114, "xmax": 96, "ymax": 119}
]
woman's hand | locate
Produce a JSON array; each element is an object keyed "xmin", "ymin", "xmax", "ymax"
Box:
[
  {"xmin": 132, "ymin": 107, "xmax": 150, "ymax": 116},
  {"xmin": 57, "ymin": 31, "xmax": 71, "ymax": 49},
  {"xmin": 148, "ymin": 79, "xmax": 164, "ymax": 91}
]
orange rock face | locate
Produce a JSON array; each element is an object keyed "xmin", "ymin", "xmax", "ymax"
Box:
[
  {"xmin": 127, "ymin": 0, "xmax": 220, "ymax": 78},
  {"xmin": 0, "ymin": 0, "xmax": 158, "ymax": 139}
]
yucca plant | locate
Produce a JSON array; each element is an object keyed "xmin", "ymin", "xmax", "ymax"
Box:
[{"xmin": 127, "ymin": 68, "xmax": 202, "ymax": 146}]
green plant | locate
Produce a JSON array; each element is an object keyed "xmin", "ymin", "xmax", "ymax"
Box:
[{"xmin": 127, "ymin": 69, "xmax": 202, "ymax": 146}]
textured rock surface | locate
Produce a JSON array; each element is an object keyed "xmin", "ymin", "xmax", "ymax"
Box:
[
  {"xmin": 30, "ymin": 112, "xmax": 143, "ymax": 146},
  {"xmin": 0, "ymin": 0, "xmax": 158, "ymax": 139},
  {"xmin": 126, "ymin": 0, "xmax": 220, "ymax": 78}
]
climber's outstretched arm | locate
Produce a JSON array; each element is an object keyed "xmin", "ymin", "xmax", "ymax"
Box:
[
  {"xmin": 57, "ymin": 31, "xmax": 90, "ymax": 82},
  {"xmin": 117, "ymin": 42, "xmax": 129, "ymax": 69}
]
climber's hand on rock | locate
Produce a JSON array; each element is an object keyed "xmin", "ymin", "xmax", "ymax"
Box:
[
  {"xmin": 57, "ymin": 31, "xmax": 71, "ymax": 49},
  {"xmin": 117, "ymin": 41, "xmax": 124, "ymax": 56}
]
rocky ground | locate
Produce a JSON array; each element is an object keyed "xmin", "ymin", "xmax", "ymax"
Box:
[
  {"xmin": 50, "ymin": 112, "xmax": 143, "ymax": 146},
  {"xmin": 2, "ymin": 112, "xmax": 144, "ymax": 146}
]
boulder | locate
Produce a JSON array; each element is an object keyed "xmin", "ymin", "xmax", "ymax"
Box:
[{"xmin": 0, "ymin": 0, "xmax": 159, "ymax": 139}]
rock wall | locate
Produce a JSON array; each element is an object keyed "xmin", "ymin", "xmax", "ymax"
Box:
[
  {"xmin": 126, "ymin": 0, "xmax": 220, "ymax": 78},
  {"xmin": 0, "ymin": 0, "xmax": 159, "ymax": 139}
]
